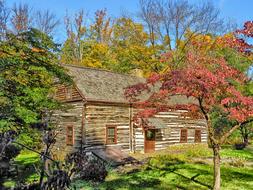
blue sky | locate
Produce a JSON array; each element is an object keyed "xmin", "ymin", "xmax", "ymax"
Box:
[{"xmin": 6, "ymin": 0, "xmax": 253, "ymax": 42}]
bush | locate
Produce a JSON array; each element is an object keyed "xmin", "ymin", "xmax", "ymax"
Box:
[
  {"xmin": 66, "ymin": 151, "xmax": 108, "ymax": 183},
  {"xmin": 42, "ymin": 170, "xmax": 71, "ymax": 190},
  {"xmin": 16, "ymin": 129, "xmax": 42, "ymax": 150},
  {"xmin": 228, "ymin": 158, "xmax": 246, "ymax": 167},
  {"xmin": 234, "ymin": 143, "xmax": 246, "ymax": 150}
]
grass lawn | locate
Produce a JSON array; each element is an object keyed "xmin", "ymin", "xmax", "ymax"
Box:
[
  {"xmin": 220, "ymin": 145, "xmax": 253, "ymax": 161},
  {"xmin": 70, "ymin": 144, "xmax": 253, "ymax": 190},
  {"xmin": 3, "ymin": 144, "xmax": 252, "ymax": 189},
  {"xmin": 2, "ymin": 150, "xmax": 40, "ymax": 189}
]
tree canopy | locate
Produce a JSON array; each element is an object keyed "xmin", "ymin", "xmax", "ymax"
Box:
[{"xmin": 0, "ymin": 28, "xmax": 71, "ymax": 132}]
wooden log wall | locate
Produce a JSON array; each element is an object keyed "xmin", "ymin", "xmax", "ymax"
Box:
[
  {"xmin": 154, "ymin": 111, "xmax": 207, "ymax": 151},
  {"xmin": 51, "ymin": 100, "xmax": 208, "ymax": 157},
  {"xmin": 51, "ymin": 101, "xmax": 83, "ymax": 159},
  {"xmin": 84, "ymin": 104, "xmax": 131, "ymax": 152},
  {"xmin": 133, "ymin": 109, "xmax": 207, "ymax": 152},
  {"xmin": 133, "ymin": 127, "xmax": 144, "ymax": 151}
]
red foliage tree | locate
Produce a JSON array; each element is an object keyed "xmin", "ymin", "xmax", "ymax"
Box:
[{"xmin": 125, "ymin": 21, "xmax": 253, "ymax": 190}]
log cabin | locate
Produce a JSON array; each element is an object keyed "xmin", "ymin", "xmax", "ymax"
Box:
[{"xmin": 52, "ymin": 64, "xmax": 207, "ymax": 159}]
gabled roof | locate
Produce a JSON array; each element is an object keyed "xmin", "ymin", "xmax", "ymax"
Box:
[
  {"xmin": 64, "ymin": 64, "xmax": 198, "ymax": 105},
  {"xmin": 64, "ymin": 64, "xmax": 145, "ymax": 103}
]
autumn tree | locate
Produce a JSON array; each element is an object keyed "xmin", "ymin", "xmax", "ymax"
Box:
[
  {"xmin": 61, "ymin": 10, "xmax": 87, "ymax": 65},
  {"xmin": 11, "ymin": 2, "xmax": 32, "ymax": 33},
  {"xmin": 110, "ymin": 17, "xmax": 163, "ymax": 75},
  {"xmin": 61, "ymin": 9, "xmax": 113, "ymax": 68},
  {"xmin": 61, "ymin": 11, "xmax": 164, "ymax": 75},
  {"xmin": 125, "ymin": 22, "xmax": 253, "ymax": 190},
  {"xmin": 79, "ymin": 9, "xmax": 113, "ymax": 68},
  {"xmin": 90, "ymin": 9, "xmax": 113, "ymax": 44}
]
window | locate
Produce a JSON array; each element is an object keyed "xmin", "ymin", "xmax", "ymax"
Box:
[
  {"xmin": 55, "ymin": 85, "xmax": 67, "ymax": 100},
  {"xmin": 145, "ymin": 129, "xmax": 156, "ymax": 141},
  {"xmin": 66, "ymin": 125, "xmax": 74, "ymax": 145},
  {"xmin": 66, "ymin": 86, "xmax": 73, "ymax": 99},
  {"xmin": 106, "ymin": 125, "xmax": 117, "ymax": 144},
  {"xmin": 195, "ymin": 129, "xmax": 201, "ymax": 143},
  {"xmin": 180, "ymin": 129, "xmax": 188, "ymax": 143}
]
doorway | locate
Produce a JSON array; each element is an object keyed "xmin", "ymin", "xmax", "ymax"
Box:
[{"xmin": 144, "ymin": 129, "xmax": 156, "ymax": 153}]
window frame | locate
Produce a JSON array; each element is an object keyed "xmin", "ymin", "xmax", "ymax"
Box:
[
  {"xmin": 180, "ymin": 128, "xmax": 188, "ymax": 143},
  {"xmin": 66, "ymin": 125, "xmax": 74, "ymax": 146},
  {"xmin": 194, "ymin": 129, "xmax": 202, "ymax": 143},
  {"xmin": 66, "ymin": 86, "xmax": 73, "ymax": 99},
  {"xmin": 106, "ymin": 125, "xmax": 117, "ymax": 144}
]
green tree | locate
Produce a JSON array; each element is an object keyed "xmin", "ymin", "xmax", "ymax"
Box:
[
  {"xmin": 0, "ymin": 28, "xmax": 71, "ymax": 132},
  {"xmin": 110, "ymin": 17, "xmax": 164, "ymax": 75}
]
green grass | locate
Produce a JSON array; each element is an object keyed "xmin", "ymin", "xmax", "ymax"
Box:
[
  {"xmin": 3, "ymin": 180, "xmax": 16, "ymax": 188},
  {"xmin": 71, "ymin": 144, "xmax": 253, "ymax": 190},
  {"xmin": 220, "ymin": 146, "xmax": 253, "ymax": 160},
  {"xmin": 5, "ymin": 145, "xmax": 253, "ymax": 190},
  {"xmin": 14, "ymin": 150, "xmax": 40, "ymax": 166},
  {"xmin": 71, "ymin": 162, "xmax": 253, "ymax": 190}
]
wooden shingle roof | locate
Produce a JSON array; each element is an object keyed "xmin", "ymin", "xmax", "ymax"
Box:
[
  {"xmin": 64, "ymin": 64, "xmax": 197, "ymax": 105},
  {"xmin": 64, "ymin": 64, "xmax": 145, "ymax": 103}
]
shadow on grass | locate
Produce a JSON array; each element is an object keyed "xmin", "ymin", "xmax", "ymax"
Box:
[
  {"xmin": 92, "ymin": 151, "xmax": 253, "ymax": 190},
  {"xmin": 160, "ymin": 163, "xmax": 212, "ymax": 189},
  {"xmin": 102, "ymin": 160, "xmax": 213, "ymax": 190},
  {"xmin": 102, "ymin": 174, "xmax": 162, "ymax": 190}
]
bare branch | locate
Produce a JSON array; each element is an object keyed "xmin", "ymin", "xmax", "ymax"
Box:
[
  {"xmin": 138, "ymin": 0, "xmax": 162, "ymax": 47},
  {"xmin": 34, "ymin": 9, "xmax": 60, "ymax": 35},
  {"xmin": 11, "ymin": 2, "xmax": 32, "ymax": 33},
  {"xmin": 0, "ymin": 0, "xmax": 10, "ymax": 40},
  {"xmin": 139, "ymin": 0, "xmax": 225, "ymax": 49}
]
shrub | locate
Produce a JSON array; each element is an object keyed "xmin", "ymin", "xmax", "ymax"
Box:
[
  {"xmin": 225, "ymin": 130, "xmax": 242, "ymax": 145},
  {"xmin": 228, "ymin": 158, "xmax": 246, "ymax": 167},
  {"xmin": 234, "ymin": 143, "xmax": 246, "ymax": 150},
  {"xmin": 42, "ymin": 170, "xmax": 71, "ymax": 190},
  {"xmin": 66, "ymin": 151, "xmax": 108, "ymax": 183},
  {"xmin": 16, "ymin": 128, "xmax": 42, "ymax": 150}
]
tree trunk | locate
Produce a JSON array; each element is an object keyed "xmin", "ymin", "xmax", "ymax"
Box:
[
  {"xmin": 213, "ymin": 144, "xmax": 221, "ymax": 190},
  {"xmin": 243, "ymin": 135, "xmax": 249, "ymax": 146},
  {"xmin": 241, "ymin": 126, "xmax": 249, "ymax": 146}
]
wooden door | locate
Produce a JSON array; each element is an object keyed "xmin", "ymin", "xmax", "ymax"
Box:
[{"xmin": 144, "ymin": 129, "xmax": 156, "ymax": 153}]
